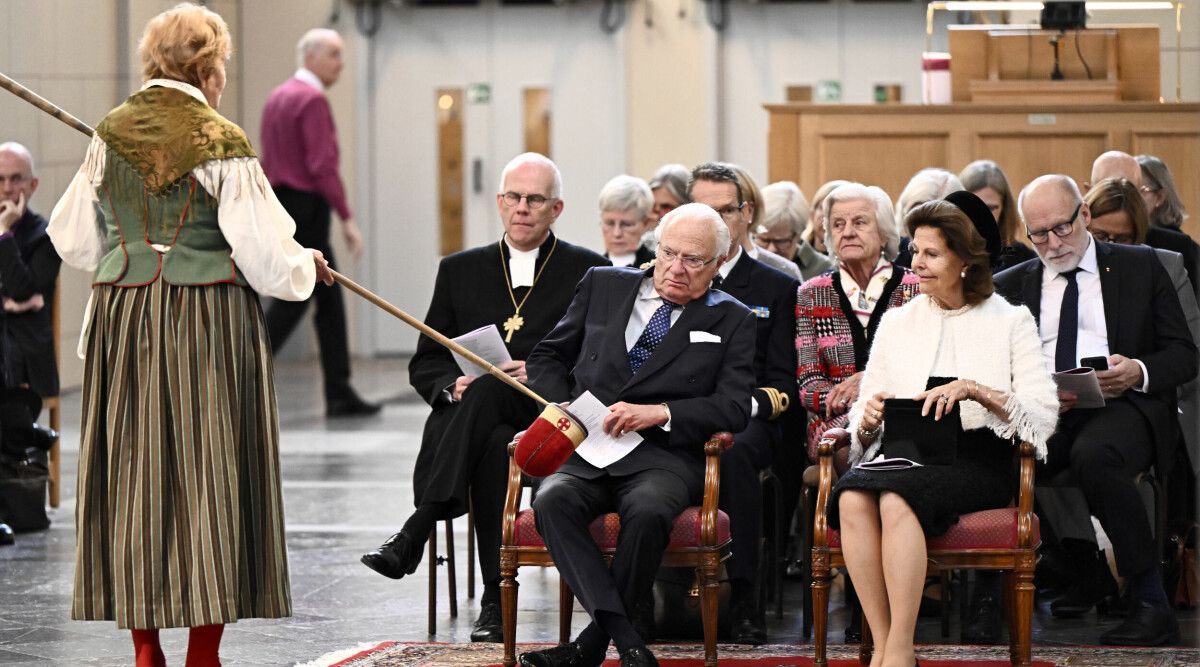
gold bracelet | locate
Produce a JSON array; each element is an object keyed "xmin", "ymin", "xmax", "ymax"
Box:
[{"xmin": 858, "ymin": 423, "xmax": 880, "ymax": 439}]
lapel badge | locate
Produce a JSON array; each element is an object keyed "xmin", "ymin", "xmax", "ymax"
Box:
[{"xmin": 751, "ymin": 306, "xmax": 771, "ymax": 319}]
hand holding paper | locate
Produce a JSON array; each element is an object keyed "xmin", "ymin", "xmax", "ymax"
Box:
[{"xmin": 569, "ymin": 391, "xmax": 643, "ymax": 469}]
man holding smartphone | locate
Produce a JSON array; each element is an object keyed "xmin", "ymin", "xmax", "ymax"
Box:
[{"xmin": 995, "ymin": 174, "xmax": 1197, "ymax": 646}]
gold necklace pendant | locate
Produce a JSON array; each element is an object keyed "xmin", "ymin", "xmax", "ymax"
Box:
[{"xmin": 503, "ymin": 313, "xmax": 525, "ymax": 342}]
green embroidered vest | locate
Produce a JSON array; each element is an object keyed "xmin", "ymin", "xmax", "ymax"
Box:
[{"xmin": 92, "ymin": 87, "xmax": 256, "ymax": 287}]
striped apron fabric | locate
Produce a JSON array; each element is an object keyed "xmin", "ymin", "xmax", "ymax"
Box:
[{"xmin": 72, "ymin": 278, "xmax": 291, "ymax": 629}]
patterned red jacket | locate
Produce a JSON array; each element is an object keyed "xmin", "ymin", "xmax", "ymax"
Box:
[{"xmin": 796, "ymin": 268, "xmax": 921, "ymax": 460}]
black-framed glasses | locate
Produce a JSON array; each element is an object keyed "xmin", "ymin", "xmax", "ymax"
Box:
[
  {"xmin": 656, "ymin": 245, "xmax": 717, "ymax": 270},
  {"xmin": 501, "ymin": 192, "xmax": 554, "ymax": 209},
  {"xmin": 1091, "ymin": 230, "xmax": 1135, "ymax": 245},
  {"xmin": 715, "ymin": 203, "xmax": 745, "ymax": 222},
  {"xmin": 1026, "ymin": 204, "xmax": 1081, "ymax": 245}
]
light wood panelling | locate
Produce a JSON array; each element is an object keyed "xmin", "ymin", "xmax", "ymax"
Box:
[
  {"xmin": 948, "ymin": 25, "xmax": 1160, "ymax": 103},
  {"xmin": 437, "ymin": 88, "xmax": 464, "ymax": 257},
  {"xmin": 524, "ymin": 87, "xmax": 551, "ymax": 159},
  {"xmin": 765, "ymin": 102, "xmax": 1200, "ymax": 239}
]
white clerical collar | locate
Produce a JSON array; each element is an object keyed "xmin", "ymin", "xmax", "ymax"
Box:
[
  {"xmin": 609, "ymin": 252, "xmax": 637, "ymax": 267},
  {"xmin": 1044, "ymin": 234, "xmax": 1098, "ymax": 282},
  {"xmin": 504, "ymin": 235, "xmax": 541, "ymax": 288},
  {"xmin": 718, "ymin": 245, "xmax": 743, "ymax": 280},
  {"xmin": 143, "ymin": 79, "xmax": 208, "ymax": 106},
  {"xmin": 294, "ymin": 68, "xmax": 325, "ymax": 92}
]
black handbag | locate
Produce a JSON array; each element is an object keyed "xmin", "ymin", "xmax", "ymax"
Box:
[
  {"xmin": 0, "ymin": 448, "xmax": 50, "ymax": 532},
  {"xmin": 881, "ymin": 397, "xmax": 960, "ymax": 466}
]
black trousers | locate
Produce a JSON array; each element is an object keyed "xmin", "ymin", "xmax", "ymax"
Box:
[
  {"xmin": 1040, "ymin": 398, "xmax": 1157, "ymax": 576},
  {"xmin": 420, "ymin": 374, "xmax": 540, "ymax": 584},
  {"xmin": 264, "ymin": 187, "xmax": 353, "ymax": 402},
  {"xmin": 534, "ymin": 467, "xmax": 695, "ymax": 621},
  {"xmin": 718, "ymin": 420, "xmax": 779, "ymax": 590}
]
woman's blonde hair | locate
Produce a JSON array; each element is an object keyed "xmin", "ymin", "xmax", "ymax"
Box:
[{"xmin": 139, "ymin": 3, "xmax": 230, "ymax": 87}]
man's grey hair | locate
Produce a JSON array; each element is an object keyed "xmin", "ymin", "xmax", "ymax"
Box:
[
  {"xmin": 0, "ymin": 142, "xmax": 34, "ymax": 175},
  {"xmin": 296, "ymin": 28, "xmax": 340, "ymax": 69},
  {"xmin": 656, "ymin": 202, "xmax": 732, "ymax": 259},
  {"xmin": 498, "ymin": 153, "xmax": 563, "ymax": 200},
  {"xmin": 598, "ymin": 175, "xmax": 653, "ymax": 220},
  {"xmin": 1017, "ymin": 174, "xmax": 1083, "ymax": 223},
  {"xmin": 823, "ymin": 183, "xmax": 900, "ymax": 262}
]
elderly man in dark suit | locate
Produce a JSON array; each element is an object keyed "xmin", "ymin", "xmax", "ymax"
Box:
[
  {"xmin": 994, "ymin": 174, "xmax": 1197, "ymax": 646},
  {"xmin": 517, "ymin": 203, "xmax": 757, "ymax": 667},
  {"xmin": 360, "ymin": 153, "xmax": 608, "ymax": 642}
]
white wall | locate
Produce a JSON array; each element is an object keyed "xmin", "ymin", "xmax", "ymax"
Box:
[{"xmin": 363, "ymin": 3, "xmax": 627, "ymax": 355}]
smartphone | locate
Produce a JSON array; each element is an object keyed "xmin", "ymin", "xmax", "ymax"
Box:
[{"xmin": 1080, "ymin": 356, "xmax": 1109, "ymax": 371}]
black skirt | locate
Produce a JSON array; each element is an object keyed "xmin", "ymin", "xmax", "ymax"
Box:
[{"xmin": 828, "ymin": 377, "xmax": 1017, "ymax": 537}]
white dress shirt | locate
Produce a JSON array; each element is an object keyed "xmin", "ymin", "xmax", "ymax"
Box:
[
  {"xmin": 624, "ymin": 277, "xmax": 684, "ymax": 350},
  {"xmin": 1037, "ymin": 235, "xmax": 1148, "ymax": 390}
]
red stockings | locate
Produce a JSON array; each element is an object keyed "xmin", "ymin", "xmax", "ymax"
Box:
[
  {"xmin": 186, "ymin": 624, "xmax": 225, "ymax": 667},
  {"xmin": 131, "ymin": 629, "xmax": 166, "ymax": 667}
]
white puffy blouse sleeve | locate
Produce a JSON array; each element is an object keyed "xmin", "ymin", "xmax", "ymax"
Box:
[
  {"xmin": 48, "ymin": 133, "xmax": 108, "ymax": 271},
  {"xmin": 193, "ymin": 157, "xmax": 316, "ymax": 301}
]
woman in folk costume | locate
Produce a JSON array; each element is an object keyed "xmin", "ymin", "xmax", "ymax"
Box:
[{"xmin": 48, "ymin": 4, "xmax": 332, "ymax": 665}]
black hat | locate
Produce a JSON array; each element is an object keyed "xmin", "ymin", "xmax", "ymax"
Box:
[{"xmin": 943, "ymin": 190, "xmax": 1003, "ymax": 267}]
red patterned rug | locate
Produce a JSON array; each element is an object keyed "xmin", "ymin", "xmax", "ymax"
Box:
[{"xmin": 298, "ymin": 642, "xmax": 1199, "ymax": 667}]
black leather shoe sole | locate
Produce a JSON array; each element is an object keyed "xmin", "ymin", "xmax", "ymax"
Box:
[
  {"xmin": 0, "ymin": 524, "xmax": 13, "ymax": 546},
  {"xmin": 327, "ymin": 398, "xmax": 382, "ymax": 417}
]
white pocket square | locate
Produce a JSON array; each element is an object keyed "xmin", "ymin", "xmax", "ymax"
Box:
[{"xmin": 690, "ymin": 331, "xmax": 721, "ymax": 343}]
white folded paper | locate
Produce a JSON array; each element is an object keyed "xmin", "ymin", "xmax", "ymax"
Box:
[
  {"xmin": 569, "ymin": 391, "xmax": 643, "ymax": 468},
  {"xmin": 450, "ymin": 324, "xmax": 512, "ymax": 377},
  {"xmin": 1052, "ymin": 367, "xmax": 1105, "ymax": 409}
]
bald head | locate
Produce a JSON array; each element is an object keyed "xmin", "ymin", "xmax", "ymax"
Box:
[
  {"xmin": 0, "ymin": 142, "xmax": 37, "ymax": 206},
  {"xmin": 1090, "ymin": 151, "xmax": 1141, "ymax": 190}
]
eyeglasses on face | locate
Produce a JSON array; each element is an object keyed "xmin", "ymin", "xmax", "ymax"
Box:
[
  {"xmin": 501, "ymin": 192, "xmax": 553, "ymax": 209},
  {"xmin": 756, "ymin": 234, "xmax": 797, "ymax": 248},
  {"xmin": 1026, "ymin": 204, "xmax": 1081, "ymax": 245},
  {"xmin": 1138, "ymin": 184, "xmax": 1159, "ymax": 195},
  {"xmin": 601, "ymin": 218, "xmax": 641, "ymax": 231},
  {"xmin": 1091, "ymin": 230, "xmax": 1135, "ymax": 245},
  {"xmin": 656, "ymin": 245, "xmax": 717, "ymax": 271},
  {"xmin": 714, "ymin": 203, "xmax": 745, "ymax": 222}
]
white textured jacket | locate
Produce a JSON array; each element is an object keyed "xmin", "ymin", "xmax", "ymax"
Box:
[{"xmin": 848, "ymin": 293, "xmax": 1059, "ymax": 464}]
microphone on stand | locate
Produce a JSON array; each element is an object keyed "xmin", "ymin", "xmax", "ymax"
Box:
[{"xmin": 1050, "ymin": 32, "xmax": 1065, "ymax": 81}]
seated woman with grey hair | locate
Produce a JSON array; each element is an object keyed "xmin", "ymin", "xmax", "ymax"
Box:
[
  {"xmin": 758, "ymin": 181, "xmax": 833, "ymax": 280},
  {"xmin": 1136, "ymin": 154, "xmax": 1188, "ymax": 231},
  {"xmin": 643, "ymin": 163, "xmax": 690, "ymax": 248},
  {"xmin": 797, "ymin": 183, "xmax": 920, "ymax": 463},
  {"xmin": 892, "ymin": 168, "xmax": 964, "ymax": 268},
  {"xmin": 598, "ymin": 174, "xmax": 656, "ymax": 268}
]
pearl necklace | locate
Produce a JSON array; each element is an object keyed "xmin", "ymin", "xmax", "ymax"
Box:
[{"xmin": 929, "ymin": 296, "xmax": 972, "ymax": 318}]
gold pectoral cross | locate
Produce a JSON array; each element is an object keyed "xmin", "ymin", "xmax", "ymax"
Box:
[{"xmin": 503, "ymin": 313, "xmax": 525, "ymax": 343}]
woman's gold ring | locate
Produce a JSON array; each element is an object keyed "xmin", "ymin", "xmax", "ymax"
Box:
[{"xmin": 872, "ymin": 409, "xmax": 881, "ymax": 418}]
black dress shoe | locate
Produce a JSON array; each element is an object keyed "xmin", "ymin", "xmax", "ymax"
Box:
[
  {"xmin": 470, "ymin": 602, "xmax": 503, "ymax": 642},
  {"xmin": 327, "ymin": 394, "xmax": 382, "ymax": 418},
  {"xmin": 961, "ymin": 595, "xmax": 1004, "ymax": 644},
  {"xmin": 0, "ymin": 523, "xmax": 13, "ymax": 546},
  {"xmin": 360, "ymin": 530, "xmax": 421, "ymax": 579},
  {"xmin": 1099, "ymin": 600, "xmax": 1181, "ymax": 646},
  {"xmin": 28, "ymin": 425, "xmax": 59, "ymax": 452},
  {"xmin": 518, "ymin": 642, "xmax": 599, "ymax": 667},
  {"xmin": 729, "ymin": 601, "xmax": 766, "ymax": 645},
  {"xmin": 619, "ymin": 647, "xmax": 659, "ymax": 667},
  {"xmin": 1051, "ymin": 547, "xmax": 1118, "ymax": 618}
]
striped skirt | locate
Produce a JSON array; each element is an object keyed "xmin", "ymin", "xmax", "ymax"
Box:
[{"xmin": 72, "ymin": 278, "xmax": 292, "ymax": 629}]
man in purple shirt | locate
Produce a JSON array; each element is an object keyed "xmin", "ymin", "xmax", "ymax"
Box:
[{"xmin": 260, "ymin": 28, "xmax": 378, "ymax": 417}]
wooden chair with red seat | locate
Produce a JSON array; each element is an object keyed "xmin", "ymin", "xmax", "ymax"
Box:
[
  {"xmin": 499, "ymin": 431, "xmax": 735, "ymax": 667},
  {"xmin": 810, "ymin": 428, "xmax": 1041, "ymax": 667}
]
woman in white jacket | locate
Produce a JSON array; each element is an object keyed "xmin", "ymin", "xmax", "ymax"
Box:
[{"xmin": 830, "ymin": 191, "xmax": 1058, "ymax": 667}]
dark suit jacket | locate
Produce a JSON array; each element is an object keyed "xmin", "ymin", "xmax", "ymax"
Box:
[
  {"xmin": 407, "ymin": 232, "xmax": 609, "ymax": 503},
  {"xmin": 1146, "ymin": 226, "xmax": 1200, "ymax": 296},
  {"xmin": 716, "ymin": 254, "xmax": 800, "ymax": 450},
  {"xmin": 527, "ymin": 266, "xmax": 757, "ymax": 489},
  {"xmin": 994, "ymin": 242, "xmax": 1198, "ymax": 475},
  {"xmin": 0, "ymin": 210, "xmax": 60, "ymax": 398}
]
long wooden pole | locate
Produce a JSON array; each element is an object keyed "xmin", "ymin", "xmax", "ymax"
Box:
[
  {"xmin": 331, "ymin": 270, "xmax": 548, "ymax": 407},
  {"xmin": 0, "ymin": 71, "xmax": 95, "ymax": 137},
  {"xmin": 0, "ymin": 71, "xmax": 550, "ymax": 409}
]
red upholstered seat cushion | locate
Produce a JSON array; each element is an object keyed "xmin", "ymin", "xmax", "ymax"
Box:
[
  {"xmin": 513, "ymin": 507, "xmax": 730, "ymax": 548},
  {"xmin": 826, "ymin": 508, "xmax": 1040, "ymax": 550}
]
